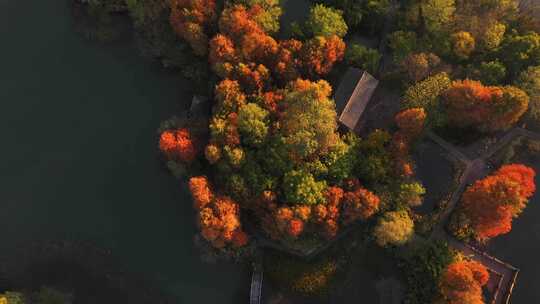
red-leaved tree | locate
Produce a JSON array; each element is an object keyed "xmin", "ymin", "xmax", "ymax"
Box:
[
  {"xmin": 461, "ymin": 164, "xmax": 536, "ymax": 240},
  {"xmin": 159, "ymin": 128, "xmax": 197, "ymax": 163}
]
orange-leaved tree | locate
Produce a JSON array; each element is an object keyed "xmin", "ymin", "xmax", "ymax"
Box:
[
  {"xmin": 439, "ymin": 260, "xmax": 489, "ymax": 304},
  {"xmin": 395, "ymin": 107, "xmax": 427, "ymax": 140},
  {"xmin": 190, "ymin": 176, "xmax": 249, "ymax": 248},
  {"xmin": 170, "ymin": 0, "xmax": 217, "ymax": 56},
  {"xmin": 443, "ymin": 80, "xmax": 529, "ymax": 132},
  {"xmin": 461, "ymin": 164, "xmax": 536, "ymax": 240},
  {"xmin": 300, "ymin": 35, "xmax": 346, "ymax": 77},
  {"xmin": 342, "ymin": 186, "xmax": 380, "ymax": 224},
  {"xmin": 159, "ymin": 128, "xmax": 198, "ymax": 163}
]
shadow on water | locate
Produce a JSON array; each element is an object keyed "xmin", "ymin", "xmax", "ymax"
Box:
[{"xmin": 0, "ymin": 1, "xmax": 247, "ymax": 303}]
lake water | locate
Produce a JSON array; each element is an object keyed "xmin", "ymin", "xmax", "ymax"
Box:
[
  {"xmin": 489, "ymin": 151, "xmax": 540, "ymax": 303},
  {"xmin": 0, "ymin": 1, "xmax": 247, "ymax": 302}
]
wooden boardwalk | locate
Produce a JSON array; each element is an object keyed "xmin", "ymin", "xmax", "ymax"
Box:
[
  {"xmin": 250, "ymin": 253, "xmax": 264, "ymax": 304},
  {"xmin": 428, "ymin": 127, "xmax": 540, "ymax": 304},
  {"xmin": 246, "ymin": 126, "xmax": 539, "ymax": 303}
]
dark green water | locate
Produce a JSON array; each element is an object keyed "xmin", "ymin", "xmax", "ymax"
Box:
[
  {"xmin": 489, "ymin": 157, "xmax": 540, "ymax": 303},
  {"xmin": 0, "ymin": 1, "xmax": 246, "ymax": 303}
]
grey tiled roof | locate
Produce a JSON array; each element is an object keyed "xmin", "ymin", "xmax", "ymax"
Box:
[{"xmin": 334, "ymin": 68, "xmax": 379, "ymax": 131}]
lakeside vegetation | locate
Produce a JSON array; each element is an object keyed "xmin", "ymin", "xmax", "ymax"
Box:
[{"xmin": 61, "ymin": 0, "xmax": 540, "ymax": 303}]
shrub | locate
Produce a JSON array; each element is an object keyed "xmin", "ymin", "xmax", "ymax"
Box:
[{"xmin": 266, "ymin": 251, "xmax": 338, "ymax": 295}]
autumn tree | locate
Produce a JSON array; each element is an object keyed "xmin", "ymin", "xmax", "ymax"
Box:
[
  {"xmin": 209, "ymin": 34, "xmax": 237, "ymax": 66},
  {"xmin": 300, "ymin": 35, "xmax": 346, "ymax": 77},
  {"xmin": 189, "ymin": 176, "xmax": 213, "ymax": 209},
  {"xmin": 395, "ymin": 108, "xmax": 427, "ymax": 139},
  {"xmin": 398, "ymin": 182, "xmax": 426, "ymax": 207},
  {"xmin": 219, "ymin": 4, "xmax": 263, "ymax": 42},
  {"xmin": 423, "ymin": 0, "xmax": 456, "ymax": 33},
  {"xmin": 234, "ymin": 0, "xmax": 283, "ymax": 34},
  {"xmin": 342, "ymin": 186, "xmax": 380, "ymax": 224},
  {"xmin": 305, "ymin": 4, "xmax": 348, "ymax": 38},
  {"xmin": 451, "ymin": 31, "xmax": 475, "ymax": 59},
  {"xmin": 406, "ymin": 0, "xmax": 455, "ymax": 34},
  {"xmin": 439, "ymin": 260, "xmax": 489, "ymax": 304},
  {"xmin": 459, "ymin": 164, "xmax": 536, "ymax": 240},
  {"xmin": 169, "ymin": 0, "xmax": 217, "ymax": 56},
  {"xmin": 443, "ymin": 80, "xmax": 529, "ymax": 132},
  {"xmin": 373, "ymin": 210, "xmax": 415, "ymax": 247},
  {"xmin": 0, "ymin": 292, "xmax": 25, "ymax": 304},
  {"xmin": 214, "ymin": 79, "xmax": 246, "ymax": 115},
  {"xmin": 159, "ymin": 128, "xmax": 197, "ymax": 163},
  {"xmin": 401, "ymin": 240, "xmax": 456, "ymax": 304},
  {"xmin": 274, "ymin": 39, "xmax": 303, "ymax": 83},
  {"xmin": 481, "ymin": 22, "xmax": 506, "ymax": 50},
  {"xmin": 401, "ymin": 52, "xmax": 442, "ymax": 83},
  {"xmin": 205, "ymin": 144, "xmax": 222, "ymax": 164}
]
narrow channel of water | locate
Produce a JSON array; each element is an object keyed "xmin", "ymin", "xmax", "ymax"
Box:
[{"xmin": 0, "ymin": 1, "xmax": 247, "ymax": 302}]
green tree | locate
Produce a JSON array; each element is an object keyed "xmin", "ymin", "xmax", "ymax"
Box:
[
  {"xmin": 323, "ymin": 136, "xmax": 359, "ymax": 184},
  {"xmin": 402, "ymin": 72, "xmax": 452, "ymax": 127},
  {"xmin": 257, "ymin": 136, "xmax": 294, "ymax": 177},
  {"xmin": 361, "ymin": 0, "xmax": 391, "ymax": 33},
  {"xmin": 345, "ymin": 43, "xmax": 382, "ymax": 74},
  {"xmin": 279, "ymin": 80, "xmax": 339, "ymax": 159},
  {"xmin": 398, "ymin": 182, "xmax": 426, "ymax": 207},
  {"xmin": 388, "ymin": 31, "xmax": 418, "ymax": 63},
  {"xmin": 474, "ymin": 60, "xmax": 507, "ymax": 85},
  {"xmin": 420, "ymin": 0, "xmax": 456, "ymax": 34},
  {"xmin": 282, "ymin": 169, "xmax": 327, "ymax": 205},
  {"xmin": 374, "ymin": 210, "xmax": 415, "ymax": 247},
  {"xmin": 356, "ymin": 130, "xmax": 392, "ymax": 184},
  {"xmin": 517, "ymin": 65, "xmax": 540, "ymax": 122},
  {"xmin": 401, "ymin": 240, "xmax": 456, "ymax": 304},
  {"xmin": 499, "ymin": 31, "xmax": 540, "ymax": 77},
  {"xmin": 238, "ymin": 103, "xmax": 270, "ymax": 147},
  {"xmin": 126, "ymin": 0, "xmax": 167, "ymax": 28},
  {"xmin": 305, "ymin": 4, "xmax": 348, "ymax": 38},
  {"xmin": 327, "ymin": 0, "xmax": 364, "ymax": 29},
  {"xmin": 234, "ymin": 0, "xmax": 282, "ymax": 34},
  {"xmin": 242, "ymin": 152, "xmax": 277, "ymax": 195}
]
